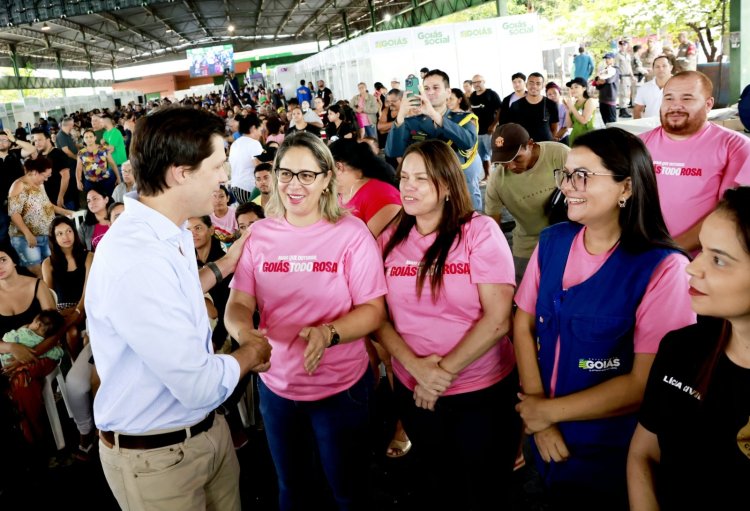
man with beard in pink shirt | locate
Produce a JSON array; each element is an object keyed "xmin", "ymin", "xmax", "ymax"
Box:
[{"xmin": 640, "ymin": 71, "xmax": 750, "ymax": 253}]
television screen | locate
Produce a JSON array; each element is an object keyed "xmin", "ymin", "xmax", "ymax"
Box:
[{"xmin": 187, "ymin": 44, "xmax": 234, "ymax": 78}]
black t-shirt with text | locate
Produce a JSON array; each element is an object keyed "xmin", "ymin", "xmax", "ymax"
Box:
[
  {"xmin": 469, "ymin": 88, "xmax": 502, "ymax": 133},
  {"xmin": 639, "ymin": 318, "xmax": 750, "ymax": 510},
  {"xmin": 507, "ymin": 97, "xmax": 559, "ymax": 142}
]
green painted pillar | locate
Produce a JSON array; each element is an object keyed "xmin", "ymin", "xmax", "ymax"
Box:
[
  {"xmin": 497, "ymin": 0, "xmax": 507, "ymax": 17},
  {"xmin": 729, "ymin": 0, "xmax": 748, "ymax": 102},
  {"xmin": 56, "ymin": 51, "xmax": 67, "ymax": 97},
  {"xmin": 367, "ymin": 0, "xmax": 376, "ymax": 32},
  {"xmin": 342, "ymin": 11, "xmax": 349, "ymax": 40},
  {"xmin": 9, "ymin": 44, "xmax": 24, "ymax": 97}
]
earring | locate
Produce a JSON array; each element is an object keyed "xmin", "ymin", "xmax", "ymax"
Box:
[
  {"xmin": 445, "ymin": 196, "xmax": 450, "ymax": 202},
  {"xmin": 618, "ymin": 197, "xmax": 627, "ymax": 208}
]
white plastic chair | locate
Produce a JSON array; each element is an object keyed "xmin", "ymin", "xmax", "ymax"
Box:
[{"xmin": 42, "ymin": 364, "xmax": 74, "ymax": 450}]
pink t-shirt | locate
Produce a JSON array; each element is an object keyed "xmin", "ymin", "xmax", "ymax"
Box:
[
  {"xmin": 230, "ymin": 214, "xmax": 387, "ymax": 401},
  {"xmin": 344, "ymin": 179, "xmax": 401, "ymax": 224},
  {"xmin": 211, "ymin": 205, "xmax": 238, "ymax": 240},
  {"xmin": 380, "ymin": 214, "xmax": 516, "ymax": 395},
  {"xmin": 640, "ymin": 123, "xmax": 750, "ymax": 238},
  {"xmin": 92, "ymin": 223, "xmax": 110, "ymax": 251},
  {"xmin": 356, "ymin": 95, "xmax": 371, "ymax": 128},
  {"xmin": 515, "ymin": 228, "xmax": 696, "ymax": 396}
]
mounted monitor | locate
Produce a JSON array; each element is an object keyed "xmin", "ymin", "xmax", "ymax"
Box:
[{"xmin": 187, "ymin": 45, "xmax": 234, "ymax": 78}]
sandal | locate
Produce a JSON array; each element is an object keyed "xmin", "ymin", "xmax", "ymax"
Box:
[{"xmin": 385, "ymin": 438, "xmax": 412, "ymax": 459}]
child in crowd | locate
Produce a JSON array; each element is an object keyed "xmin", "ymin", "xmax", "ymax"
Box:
[{"xmin": 1, "ymin": 310, "xmax": 65, "ymax": 366}]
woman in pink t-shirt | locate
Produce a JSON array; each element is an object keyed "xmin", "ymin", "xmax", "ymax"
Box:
[
  {"xmin": 514, "ymin": 128, "xmax": 695, "ymax": 508},
  {"xmin": 226, "ymin": 132, "xmax": 386, "ymax": 510},
  {"xmin": 376, "ymin": 140, "xmax": 520, "ymax": 509}
]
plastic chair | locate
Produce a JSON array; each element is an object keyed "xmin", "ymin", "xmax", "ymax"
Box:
[{"xmin": 42, "ymin": 364, "xmax": 74, "ymax": 450}]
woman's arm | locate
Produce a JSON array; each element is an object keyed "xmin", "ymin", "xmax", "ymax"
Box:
[
  {"xmin": 75, "ymin": 158, "xmax": 84, "ymax": 191},
  {"xmin": 517, "ymin": 353, "xmax": 656, "ymax": 433},
  {"xmin": 375, "ymin": 319, "xmax": 456, "ymax": 395},
  {"xmin": 298, "ymin": 297, "xmax": 385, "ymax": 375},
  {"xmin": 41, "ymin": 258, "xmax": 54, "ymax": 294},
  {"xmin": 627, "ymin": 424, "xmax": 661, "ymax": 511},
  {"xmin": 513, "ymin": 307, "xmax": 546, "ymax": 396},
  {"xmin": 223, "ymin": 288, "xmax": 273, "ymax": 376},
  {"xmin": 438, "ymin": 283, "xmax": 514, "ymax": 375},
  {"xmin": 366, "ymin": 205, "xmax": 401, "ymax": 238},
  {"xmin": 107, "ymin": 153, "xmax": 122, "ymax": 183}
]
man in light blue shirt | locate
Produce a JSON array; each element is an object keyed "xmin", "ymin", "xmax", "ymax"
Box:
[
  {"xmin": 86, "ymin": 107, "xmax": 272, "ymax": 510},
  {"xmin": 573, "ymin": 46, "xmax": 595, "ymax": 80}
]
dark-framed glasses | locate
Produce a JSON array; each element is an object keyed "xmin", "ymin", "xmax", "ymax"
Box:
[
  {"xmin": 276, "ymin": 168, "xmax": 327, "ymax": 185},
  {"xmin": 553, "ymin": 168, "xmax": 617, "ymax": 191}
]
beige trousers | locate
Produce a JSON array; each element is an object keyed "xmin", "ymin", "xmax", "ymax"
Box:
[{"xmin": 99, "ymin": 414, "xmax": 240, "ymax": 511}]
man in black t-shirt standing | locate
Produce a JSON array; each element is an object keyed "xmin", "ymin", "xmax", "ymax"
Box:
[
  {"xmin": 469, "ymin": 74, "xmax": 502, "ymax": 180},
  {"xmin": 31, "ymin": 128, "xmax": 77, "ymax": 210},
  {"xmin": 315, "ymin": 80, "xmax": 333, "ymax": 108},
  {"xmin": 506, "ymin": 72, "xmax": 559, "ymax": 143}
]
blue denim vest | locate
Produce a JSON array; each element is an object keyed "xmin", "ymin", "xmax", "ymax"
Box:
[{"xmin": 532, "ymin": 222, "xmax": 672, "ymax": 488}]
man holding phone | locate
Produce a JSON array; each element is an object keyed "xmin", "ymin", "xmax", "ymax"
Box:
[{"xmin": 385, "ymin": 69, "xmax": 482, "ymax": 210}]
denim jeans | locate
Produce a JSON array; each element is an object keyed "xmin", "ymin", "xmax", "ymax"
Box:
[
  {"xmin": 10, "ymin": 235, "xmax": 50, "ymax": 267},
  {"xmin": 258, "ymin": 370, "xmax": 374, "ymax": 511},
  {"xmin": 478, "ymin": 133, "xmax": 492, "ymax": 161},
  {"xmin": 464, "ymin": 157, "xmax": 484, "ymax": 211},
  {"xmin": 394, "ymin": 371, "xmax": 521, "ymax": 511}
]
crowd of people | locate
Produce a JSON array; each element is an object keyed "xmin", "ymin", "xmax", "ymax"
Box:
[{"xmin": 1, "ymin": 28, "xmax": 749, "ymax": 511}]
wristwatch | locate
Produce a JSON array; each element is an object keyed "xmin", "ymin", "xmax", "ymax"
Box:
[{"xmin": 322, "ymin": 323, "xmax": 340, "ymax": 348}]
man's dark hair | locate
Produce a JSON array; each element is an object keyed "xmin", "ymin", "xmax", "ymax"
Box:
[
  {"xmin": 423, "ymin": 69, "xmax": 450, "ymax": 89},
  {"xmin": 130, "ymin": 107, "xmax": 225, "ymax": 197},
  {"xmin": 633, "ymin": 44, "xmax": 642, "ymax": 53},
  {"xmin": 388, "ymin": 89, "xmax": 403, "ymax": 99},
  {"xmin": 30, "ymin": 127, "xmax": 50, "ymax": 139},
  {"xmin": 235, "ymin": 202, "xmax": 265, "ymax": 221},
  {"xmin": 511, "ymin": 72, "xmax": 527, "ymax": 81},
  {"xmin": 528, "ymin": 72, "xmax": 545, "ymax": 81},
  {"xmin": 238, "ymin": 113, "xmax": 260, "ymax": 135},
  {"xmin": 299, "ymin": 79, "xmax": 306, "ymax": 86},
  {"xmin": 254, "ymin": 162, "xmax": 273, "ymax": 175},
  {"xmin": 578, "ymin": 46, "xmax": 585, "ymax": 53}
]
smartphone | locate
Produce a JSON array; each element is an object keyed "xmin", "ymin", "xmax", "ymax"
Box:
[{"xmin": 405, "ymin": 74, "xmax": 421, "ymax": 106}]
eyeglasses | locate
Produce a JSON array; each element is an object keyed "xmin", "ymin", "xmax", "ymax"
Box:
[
  {"xmin": 471, "ymin": 80, "xmax": 483, "ymax": 85},
  {"xmin": 276, "ymin": 168, "xmax": 327, "ymax": 185},
  {"xmin": 553, "ymin": 169, "xmax": 618, "ymax": 191}
]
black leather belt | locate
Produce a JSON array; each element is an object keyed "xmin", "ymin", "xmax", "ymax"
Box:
[{"xmin": 101, "ymin": 411, "xmax": 215, "ymax": 450}]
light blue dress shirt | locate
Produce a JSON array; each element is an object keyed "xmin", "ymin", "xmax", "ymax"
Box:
[{"xmin": 86, "ymin": 193, "xmax": 240, "ymax": 433}]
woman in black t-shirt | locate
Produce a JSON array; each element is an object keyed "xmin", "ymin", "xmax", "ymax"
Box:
[
  {"xmin": 286, "ymin": 105, "xmax": 320, "ymax": 138},
  {"xmin": 325, "ymin": 104, "xmax": 356, "ymax": 144},
  {"xmin": 628, "ymin": 187, "xmax": 750, "ymax": 510}
]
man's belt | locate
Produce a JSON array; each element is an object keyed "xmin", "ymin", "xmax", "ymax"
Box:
[{"xmin": 100, "ymin": 411, "xmax": 215, "ymax": 450}]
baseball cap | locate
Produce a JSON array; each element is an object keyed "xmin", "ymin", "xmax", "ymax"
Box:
[
  {"xmin": 604, "ymin": 52, "xmax": 616, "ymax": 59},
  {"xmin": 566, "ymin": 77, "xmax": 588, "ymax": 88},
  {"xmin": 491, "ymin": 123, "xmax": 530, "ymax": 163}
]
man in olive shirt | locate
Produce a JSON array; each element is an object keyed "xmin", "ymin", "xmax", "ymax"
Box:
[{"xmin": 485, "ymin": 123, "xmax": 569, "ymax": 284}]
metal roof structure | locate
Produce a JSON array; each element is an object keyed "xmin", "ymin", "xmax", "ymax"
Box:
[{"xmin": 0, "ymin": 0, "xmax": 485, "ymax": 73}]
